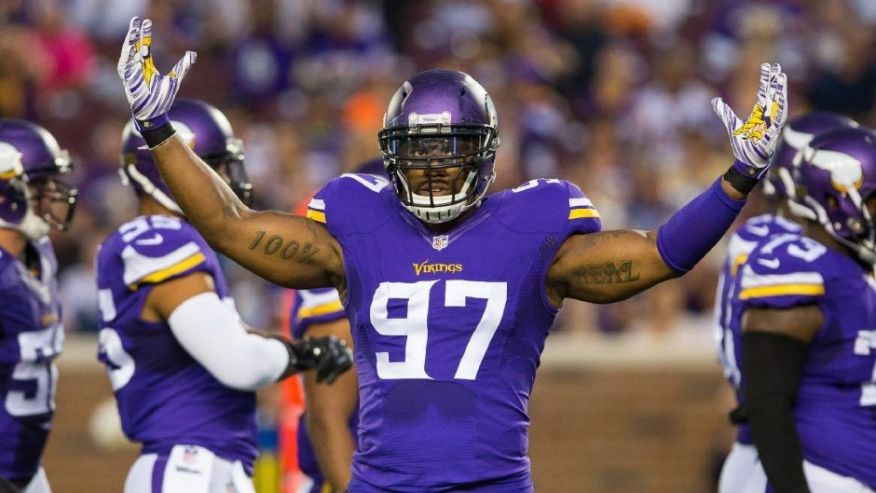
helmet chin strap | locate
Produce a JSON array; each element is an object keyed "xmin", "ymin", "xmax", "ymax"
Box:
[
  {"xmin": 401, "ymin": 169, "xmax": 482, "ymax": 224},
  {"xmin": 125, "ymin": 164, "xmax": 184, "ymax": 214}
]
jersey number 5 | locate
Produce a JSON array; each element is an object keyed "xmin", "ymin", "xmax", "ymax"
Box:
[{"xmin": 370, "ymin": 280, "xmax": 507, "ymax": 381}]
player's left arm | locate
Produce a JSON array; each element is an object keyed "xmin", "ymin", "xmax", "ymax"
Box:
[
  {"xmin": 549, "ymin": 63, "xmax": 788, "ymax": 305},
  {"xmin": 740, "ymin": 304, "xmax": 821, "ymax": 493}
]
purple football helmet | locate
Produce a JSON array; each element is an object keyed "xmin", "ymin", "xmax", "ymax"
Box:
[
  {"xmin": 378, "ymin": 69, "xmax": 500, "ymax": 223},
  {"xmin": 121, "ymin": 99, "xmax": 253, "ymax": 213},
  {"xmin": 0, "ymin": 119, "xmax": 77, "ymax": 239},
  {"xmin": 792, "ymin": 127, "xmax": 876, "ymax": 264},
  {"xmin": 764, "ymin": 111, "xmax": 858, "ymax": 199}
]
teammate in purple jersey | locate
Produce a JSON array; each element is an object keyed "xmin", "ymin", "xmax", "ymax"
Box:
[
  {"xmin": 116, "ymin": 17, "xmax": 788, "ymax": 491},
  {"xmin": 712, "ymin": 112, "xmax": 858, "ymax": 493},
  {"xmin": 96, "ymin": 99, "xmax": 352, "ymax": 493},
  {"xmin": 291, "ymin": 159, "xmax": 384, "ymax": 493},
  {"xmin": 724, "ymin": 126, "xmax": 876, "ymax": 493},
  {"xmin": 0, "ymin": 120, "xmax": 77, "ymax": 493}
]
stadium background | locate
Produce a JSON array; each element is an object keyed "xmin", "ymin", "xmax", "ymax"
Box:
[{"xmin": 2, "ymin": 0, "xmax": 874, "ymax": 491}]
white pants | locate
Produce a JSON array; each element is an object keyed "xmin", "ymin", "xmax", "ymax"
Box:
[
  {"xmin": 22, "ymin": 468, "xmax": 51, "ymax": 493},
  {"xmin": 720, "ymin": 442, "xmax": 874, "ymax": 493},
  {"xmin": 123, "ymin": 445, "xmax": 255, "ymax": 493}
]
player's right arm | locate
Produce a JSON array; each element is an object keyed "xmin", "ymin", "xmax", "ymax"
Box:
[
  {"xmin": 116, "ymin": 16, "xmax": 343, "ymax": 290},
  {"xmin": 150, "ymin": 137, "xmax": 344, "ymax": 290}
]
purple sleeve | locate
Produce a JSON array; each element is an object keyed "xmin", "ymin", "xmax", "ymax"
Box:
[{"xmin": 657, "ymin": 178, "xmax": 746, "ymax": 273}]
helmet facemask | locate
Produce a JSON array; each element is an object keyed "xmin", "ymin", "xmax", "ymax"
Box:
[
  {"xmin": 381, "ymin": 124, "xmax": 497, "ymax": 224},
  {"xmin": 203, "ymin": 137, "xmax": 253, "ymax": 207},
  {"xmin": 27, "ymin": 173, "xmax": 78, "ymax": 233}
]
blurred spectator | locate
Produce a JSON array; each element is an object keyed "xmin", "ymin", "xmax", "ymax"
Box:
[{"xmin": 1, "ymin": 0, "xmax": 872, "ymax": 343}]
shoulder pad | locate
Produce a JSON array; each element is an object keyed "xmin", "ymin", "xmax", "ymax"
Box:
[
  {"xmin": 493, "ymin": 179, "xmax": 602, "ymax": 234},
  {"xmin": 736, "ymin": 235, "xmax": 828, "ymax": 307},
  {"xmin": 309, "ymin": 174, "xmax": 394, "ymax": 235},
  {"xmin": 291, "ymin": 287, "xmax": 345, "ymax": 338},
  {"xmin": 727, "ymin": 215, "xmax": 801, "ymax": 275},
  {"xmin": 107, "ymin": 216, "xmax": 211, "ymax": 288}
]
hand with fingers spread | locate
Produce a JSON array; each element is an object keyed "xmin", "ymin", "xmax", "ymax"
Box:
[
  {"xmin": 713, "ymin": 63, "xmax": 789, "ymax": 191},
  {"xmin": 117, "ymin": 16, "xmax": 196, "ymax": 136}
]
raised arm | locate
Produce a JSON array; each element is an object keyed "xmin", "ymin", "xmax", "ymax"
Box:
[
  {"xmin": 549, "ymin": 63, "xmax": 788, "ymax": 305},
  {"xmin": 151, "ymin": 137, "xmax": 343, "ymax": 289},
  {"xmin": 116, "ymin": 17, "xmax": 342, "ymax": 289}
]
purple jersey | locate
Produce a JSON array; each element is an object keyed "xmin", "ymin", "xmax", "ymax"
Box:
[
  {"xmin": 307, "ymin": 175, "xmax": 601, "ymax": 491},
  {"xmin": 290, "ymin": 288, "xmax": 346, "ymax": 340},
  {"xmin": 731, "ymin": 232, "xmax": 876, "ymax": 488},
  {"xmin": 713, "ymin": 214, "xmax": 801, "ymax": 443},
  {"xmin": 290, "ymin": 287, "xmax": 356, "ymax": 492},
  {"xmin": 0, "ymin": 237, "xmax": 63, "ymax": 482},
  {"xmin": 95, "ymin": 215, "xmax": 258, "ymax": 470}
]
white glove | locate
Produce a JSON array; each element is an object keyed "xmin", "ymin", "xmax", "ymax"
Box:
[
  {"xmin": 712, "ymin": 63, "xmax": 788, "ymax": 178},
  {"xmin": 117, "ymin": 16, "xmax": 196, "ymax": 130}
]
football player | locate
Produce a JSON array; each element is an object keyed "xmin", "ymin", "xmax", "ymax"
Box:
[
  {"xmin": 0, "ymin": 120, "xmax": 77, "ymax": 493},
  {"xmin": 116, "ymin": 17, "xmax": 788, "ymax": 492},
  {"xmin": 289, "ymin": 159, "xmax": 384, "ymax": 493},
  {"xmin": 720, "ymin": 126, "xmax": 876, "ymax": 492},
  {"xmin": 96, "ymin": 98, "xmax": 352, "ymax": 493},
  {"xmin": 713, "ymin": 112, "xmax": 859, "ymax": 493}
]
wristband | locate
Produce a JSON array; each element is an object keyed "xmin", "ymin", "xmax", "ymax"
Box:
[
  {"xmin": 135, "ymin": 115, "xmax": 176, "ymax": 149},
  {"xmin": 724, "ymin": 162, "xmax": 761, "ymax": 195}
]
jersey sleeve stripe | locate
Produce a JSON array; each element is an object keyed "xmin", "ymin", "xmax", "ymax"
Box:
[
  {"xmin": 306, "ymin": 210, "xmax": 326, "ymax": 223},
  {"xmin": 569, "ymin": 208, "xmax": 600, "ymax": 220},
  {"xmin": 739, "ymin": 271, "xmax": 824, "ymax": 288},
  {"xmin": 738, "ymin": 283, "xmax": 825, "ymax": 300},
  {"xmin": 134, "ymin": 252, "xmax": 207, "ymax": 288},
  {"xmin": 0, "ymin": 169, "xmax": 17, "ymax": 180},
  {"xmin": 308, "ymin": 198, "xmax": 326, "ymax": 211},
  {"xmin": 121, "ymin": 241, "xmax": 203, "ymax": 286},
  {"xmin": 569, "ymin": 197, "xmax": 594, "ymax": 208},
  {"xmin": 296, "ymin": 300, "xmax": 344, "ymax": 319}
]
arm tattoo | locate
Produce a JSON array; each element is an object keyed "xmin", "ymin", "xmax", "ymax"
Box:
[
  {"xmin": 572, "ymin": 260, "xmax": 640, "ymax": 285},
  {"xmin": 248, "ymin": 230, "xmax": 320, "ymax": 264}
]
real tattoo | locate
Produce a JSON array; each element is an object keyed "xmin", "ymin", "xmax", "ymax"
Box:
[
  {"xmin": 248, "ymin": 230, "xmax": 320, "ymax": 263},
  {"xmin": 573, "ymin": 260, "xmax": 640, "ymax": 284}
]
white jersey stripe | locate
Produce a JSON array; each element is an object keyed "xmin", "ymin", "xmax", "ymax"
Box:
[{"xmin": 121, "ymin": 241, "xmax": 203, "ymax": 286}]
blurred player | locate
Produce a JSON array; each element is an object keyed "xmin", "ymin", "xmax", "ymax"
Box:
[
  {"xmin": 0, "ymin": 120, "xmax": 77, "ymax": 493},
  {"xmin": 289, "ymin": 159, "xmax": 385, "ymax": 493},
  {"xmin": 117, "ymin": 17, "xmax": 787, "ymax": 491},
  {"xmin": 96, "ymin": 99, "xmax": 352, "ymax": 493},
  {"xmin": 713, "ymin": 112, "xmax": 858, "ymax": 493},
  {"xmin": 722, "ymin": 126, "xmax": 876, "ymax": 492}
]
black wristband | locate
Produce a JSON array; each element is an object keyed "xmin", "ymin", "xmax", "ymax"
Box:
[
  {"xmin": 139, "ymin": 121, "xmax": 176, "ymax": 149},
  {"xmin": 724, "ymin": 165, "xmax": 760, "ymax": 195}
]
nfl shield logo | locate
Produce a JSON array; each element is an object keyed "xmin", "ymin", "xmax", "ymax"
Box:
[{"xmin": 432, "ymin": 235, "xmax": 449, "ymax": 251}]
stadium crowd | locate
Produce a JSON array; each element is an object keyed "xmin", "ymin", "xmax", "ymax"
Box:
[{"xmin": 0, "ymin": 0, "xmax": 874, "ymax": 340}]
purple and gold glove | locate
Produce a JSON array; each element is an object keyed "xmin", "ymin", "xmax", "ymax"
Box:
[
  {"xmin": 712, "ymin": 63, "xmax": 788, "ymax": 186},
  {"xmin": 117, "ymin": 17, "xmax": 196, "ymax": 136}
]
